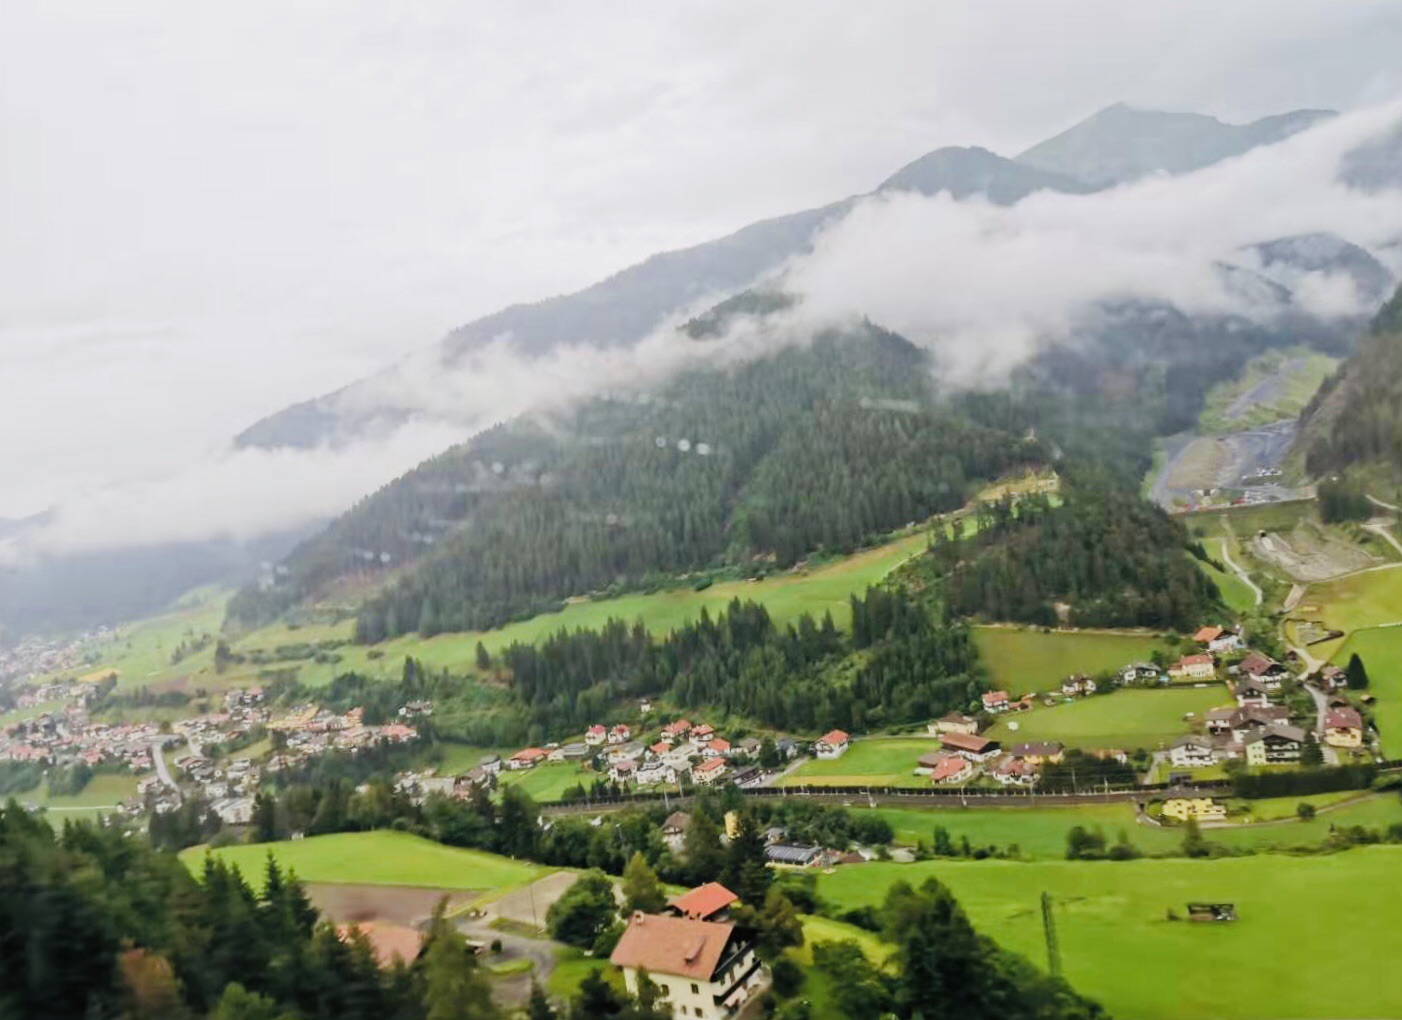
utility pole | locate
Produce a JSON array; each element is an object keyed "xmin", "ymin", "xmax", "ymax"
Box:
[{"xmin": 1041, "ymin": 891, "xmax": 1061, "ymax": 977}]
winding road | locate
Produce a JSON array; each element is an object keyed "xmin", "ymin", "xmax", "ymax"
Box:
[{"xmin": 1217, "ymin": 538, "xmax": 1263, "ymax": 607}]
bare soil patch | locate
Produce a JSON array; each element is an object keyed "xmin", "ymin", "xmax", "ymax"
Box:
[
  {"xmin": 477, "ymin": 871, "xmax": 581, "ymax": 929},
  {"xmin": 305, "ymin": 882, "xmax": 478, "ymax": 926}
]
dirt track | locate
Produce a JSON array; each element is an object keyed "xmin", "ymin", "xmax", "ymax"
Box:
[{"xmin": 304, "ymin": 883, "xmax": 477, "ymax": 926}]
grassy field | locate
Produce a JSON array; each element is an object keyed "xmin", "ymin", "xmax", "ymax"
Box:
[
  {"xmin": 0, "ymin": 700, "xmax": 65, "ymax": 726},
  {"xmin": 1308, "ymin": 567, "xmax": 1402, "ymax": 635},
  {"xmin": 782, "ymin": 738, "xmax": 940, "ymax": 787},
  {"xmin": 22, "ymin": 773, "xmax": 140, "ymax": 824},
  {"xmin": 1330, "ymin": 626, "xmax": 1402, "ymax": 755},
  {"xmin": 1197, "ymin": 539, "xmax": 1258, "ymax": 614},
  {"xmin": 498, "ymin": 762, "xmax": 597, "ymax": 801},
  {"xmin": 861, "ymin": 793, "xmax": 1402, "ymax": 859},
  {"xmin": 971, "ymin": 628, "xmax": 1170, "ymax": 693},
  {"xmin": 984, "ymin": 686, "xmax": 1228, "ymax": 751},
  {"xmin": 816, "ymin": 846, "xmax": 1402, "ymax": 1020},
  {"xmin": 180, "ymin": 831, "xmax": 548, "ymax": 891}
]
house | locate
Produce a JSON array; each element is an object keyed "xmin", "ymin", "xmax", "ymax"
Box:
[
  {"xmin": 938, "ymin": 731, "xmax": 1001, "ymax": 761},
  {"xmin": 507, "ymin": 747, "xmax": 547, "ymax": 770},
  {"xmin": 1316, "ymin": 665, "xmax": 1348, "ymax": 692},
  {"xmin": 670, "ymin": 882, "xmax": 738, "ymax": 921},
  {"xmin": 1238, "ymin": 653, "xmax": 1289, "ymax": 690},
  {"xmin": 211, "ymin": 797, "xmax": 254, "ymax": 825},
  {"xmin": 704, "ymin": 738, "xmax": 732, "ymax": 758},
  {"xmin": 1162, "ymin": 796, "xmax": 1227, "ymax": 823},
  {"xmin": 813, "ymin": 729, "xmax": 850, "ymax": 759},
  {"xmin": 1121, "ymin": 662, "xmax": 1164, "ymax": 685},
  {"xmin": 775, "ymin": 737, "xmax": 798, "ymax": 760},
  {"xmin": 610, "ymin": 913, "xmax": 766, "ymax": 1020},
  {"xmin": 1193, "ymin": 625, "xmax": 1224, "ymax": 645},
  {"xmin": 1169, "ymin": 654, "xmax": 1215, "ymax": 681},
  {"xmin": 694, "ymin": 758, "xmax": 728, "ymax": 785},
  {"xmin": 548, "ymin": 742, "xmax": 590, "ymax": 763},
  {"xmin": 1204, "ymin": 706, "xmax": 1237, "ymax": 736},
  {"xmin": 1060, "ymin": 675, "xmax": 1097, "ymax": 697},
  {"xmin": 928, "ymin": 712, "xmax": 979, "ymax": 736},
  {"xmin": 1229, "ymin": 705, "xmax": 1291, "ymax": 743},
  {"xmin": 662, "ymin": 812, "xmax": 692, "ymax": 849},
  {"xmin": 735, "ymin": 737, "xmax": 762, "ymax": 757},
  {"xmin": 660, "ymin": 720, "xmax": 692, "ymax": 743},
  {"xmin": 1244, "ymin": 725, "xmax": 1309, "ymax": 766},
  {"xmin": 1010, "ymin": 741, "xmax": 1064, "ymax": 765},
  {"xmin": 989, "ymin": 756, "xmax": 1037, "ymax": 786},
  {"xmin": 608, "ymin": 742, "xmax": 645, "ymax": 765},
  {"xmin": 608, "ymin": 724, "xmax": 632, "ymax": 745},
  {"xmin": 609, "ymin": 760, "xmax": 636, "ymax": 784},
  {"xmin": 927, "ymin": 755, "xmax": 973, "ymax": 784},
  {"xmin": 635, "ymin": 760, "xmax": 675, "ymax": 786},
  {"xmin": 1194, "ymin": 626, "xmax": 1243, "ymax": 654},
  {"xmin": 981, "ymin": 690, "xmax": 1011, "ymax": 713},
  {"xmin": 691, "ymin": 724, "xmax": 715, "ymax": 741},
  {"xmin": 1233, "ymin": 676, "xmax": 1274, "ymax": 706},
  {"xmin": 650, "ymin": 741, "xmax": 671, "ymax": 756},
  {"xmin": 765, "ymin": 844, "xmax": 823, "ymax": 866},
  {"xmin": 1169, "ymin": 734, "xmax": 1219, "ymax": 768},
  {"xmin": 1324, "ymin": 707, "xmax": 1365, "ymax": 748},
  {"xmin": 477, "ymin": 753, "xmax": 502, "ymax": 776},
  {"xmin": 585, "ymin": 725, "xmax": 607, "ymax": 747}
]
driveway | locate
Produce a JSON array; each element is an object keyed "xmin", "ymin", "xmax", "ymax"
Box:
[{"xmin": 1303, "ymin": 683, "xmax": 1340, "ymax": 765}]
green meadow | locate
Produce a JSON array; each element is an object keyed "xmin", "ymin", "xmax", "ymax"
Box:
[
  {"xmin": 180, "ymin": 830, "xmax": 547, "ymax": 892},
  {"xmin": 1197, "ymin": 539, "xmax": 1259, "ymax": 614},
  {"xmin": 983, "ymin": 686, "xmax": 1228, "ymax": 751},
  {"xmin": 816, "ymin": 846, "xmax": 1402, "ymax": 1020},
  {"xmin": 1330, "ymin": 625, "xmax": 1402, "ymax": 755},
  {"xmin": 971, "ymin": 628, "xmax": 1171, "ymax": 693},
  {"xmin": 782, "ymin": 737, "xmax": 940, "ymax": 787}
]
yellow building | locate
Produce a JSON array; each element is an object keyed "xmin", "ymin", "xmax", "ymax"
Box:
[{"xmin": 1162, "ymin": 797, "xmax": 1227, "ymax": 823}]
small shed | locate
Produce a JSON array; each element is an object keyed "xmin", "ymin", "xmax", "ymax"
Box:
[{"xmin": 1186, "ymin": 902, "xmax": 1237, "ymax": 922}]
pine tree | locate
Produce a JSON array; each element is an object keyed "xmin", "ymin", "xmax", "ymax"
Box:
[
  {"xmin": 620, "ymin": 852, "xmax": 667, "ymax": 914},
  {"xmin": 1347, "ymin": 652, "xmax": 1370, "ymax": 690},
  {"xmin": 683, "ymin": 809, "xmax": 726, "ymax": 886}
]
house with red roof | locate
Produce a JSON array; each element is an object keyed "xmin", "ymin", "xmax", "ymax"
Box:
[
  {"xmin": 1169, "ymin": 654, "xmax": 1216, "ymax": 681},
  {"xmin": 585, "ymin": 725, "xmax": 607, "ymax": 746},
  {"xmin": 693, "ymin": 757, "xmax": 728, "ymax": 785},
  {"xmin": 703, "ymin": 738, "xmax": 731, "ymax": 758},
  {"xmin": 507, "ymin": 747, "xmax": 548, "ymax": 770},
  {"xmin": 981, "ymin": 690, "xmax": 1010, "ymax": 712},
  {"xmin": 669, "ymin": 882, "xmax": 738, "ymax": 921},
  {"xmin": 813, "ymin": 729, "xmax": 849, "ymax": 759},
  {"xmin": 610, "ymin": 912, "xmax": 765, "ymax": 1020}
]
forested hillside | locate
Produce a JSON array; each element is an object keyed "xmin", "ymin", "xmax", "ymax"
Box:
[
  {"xmin": 228, "ymin": 326, "xmax": 1042, "ymax": 637},
  {"xmin": 903, "ymin": 478, "xmax": 1221, "ymax": 630},
  {"xmin": 1301, "ymin": 283, "xmax": 1402, "ymax": 480}
]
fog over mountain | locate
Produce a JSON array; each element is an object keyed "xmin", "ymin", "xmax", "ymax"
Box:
[{"xmin": 5, "ymin": 2, "xmax": 1402, "ymax": 636}]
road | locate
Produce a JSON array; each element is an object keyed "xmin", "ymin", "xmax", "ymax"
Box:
[
  {"xmin": 150, "ymin": 741, "xmax": 181, "ymax": 793},
  {"xmin": 1217, "ymin": 539, "xmax": 1263, "ymax": 607},
  {"xmin": 1303, "ymin": 683, "xmax": 1341, "ymax": 765},
  {"xmin": 1364, "ymin": 518, "xmax": 1402, "ymax": 558}
]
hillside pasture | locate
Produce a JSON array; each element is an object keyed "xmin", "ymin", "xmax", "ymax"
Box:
[
  {"xmin": 971, "ymin": 628, "xmax": 1171, "ymax": 693},
  {"xmin": 817, "ymin": 847, "xmax": 1402, "ymax": 1020},
  {"xmin": 983, "ymin": 686, "xmax": 1228, "ymax": 751},
  {"xmin": 181, "ymin": 830, "xmax": 547, "ymax": 892},
  {"xmin": 1330, "ymin": 625, "xmax": 1402, "ymax": 756},
  {"xmin": 781, "ymin": 738, "xmax": 940, "ymax": 787}
]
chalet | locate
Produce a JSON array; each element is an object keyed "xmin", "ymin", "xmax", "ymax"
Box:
[
  {"xmin": 635, "ymin": 760, "xmax": 676, "ymax": 786},
  {"xmin": 548, "ymin": 742, "xmax": 590, "ymax": 763},
  {"xmin": 670, "ymin": 882, "xmax": 738, "ymax": 921},
  {"xmin": 1121, "ymin": 662, "xmax": 1164, "ymax": 685},
  {"xmin": 662, "ymin": 812, "xmax": 692, "ymax": 849},
  {"xmin": 609, "ymin": 760, "xmax": 636, "ymax": 784},
  {"xmin": 608, "ymin": 724, "xmax": 632, "ymax": 745},
  {"xmin": 1060, "ymin": 676, "xmax": 1097, "ymax": 697},
  {"xmin": 1324, "ymin": 707, "xmax": 1365, "ymax": 748},
  {"xmin": 1194, "ymin": 625, "xmax": 1243, "ymax": 654},
  {"xmin": 989, "ymin": 756, "xmax": 1037, "ymax": 786},
  {"xmin": 1238, "ymin": 653, "xmax": 1289, "ymax": 690},
  {"xmin": 813, "ymin": 729, "xmax": 850, "ymax": 759},
  {"xmin": 1162, "ymin": 796, "xmax": 1227, "ymax": 823},
  {"xmin": 939, "ymin": 731, "xmax": 1001, "ymax": 761},
  {"xmin": 1193, "ymin": 625, "xmax": 1224, "ymax": 645},
  {"xmin": 691, "ymin": 724, "xmax": 715, "ymax": 741},
  {"xmin": 661, "ymin": 719, "xmax": 692, "ymax": 743},
  {"xmin": 736, "ymin": 737, "xmax": 762, "ymax": 757},
  {"xmin": 1316, "ymin": 665, "xmax": 1348, "ymax": 692},
  {"xmin": 610, "ymin": 913, "xmax": 765, "ymax": 1020},
  {"xmin": 1204, "ymin": 707, "xmax": 1237, "ymax": 736},
  {"xmin": 1244, "ymin": 725, "xmax": 1309, "ymax": 766},
  {"xmin": 704, "ymin": 738, "xmax": 732, "ymax": 758},
  {"xmin": 981, "ymin": 690, "xmax": 1011, "ymax": 713},
  {"xmin": 585, "ymin": 725, "xmax": 607, "ymax": 746},
  {"xmin": 1229, "ymin": 704, "xmax": 1291, "ymax": 743},
  {"xmin": 775, "ymin": 737, "xmax": 798, "ymax": 760},
  {"xmin": 1169, "ymin": 734, "xmax": 1219, "ymax": 768},
  {"xmin": 1234, "ymin": 678, "xmax": 1273, "ymax": 707},
  {"xmin": 650, "ymin": 740, "xmax": 671, "ymax": 756},
  {"xmin": 1010, "ymin": 741, "xmax": 1064, "ymax": 765},
  {"xmin": 694, "ymin": 757, "xmax": 728, "ymax": 785},
  {"xmin": 1169, "ymin": 654, "xmax": 1215, "ymax": 681},
  {"xmin": 507, "ymin": 747, "xmax": 547, "ymax": 770},
  {"xmin": 928, "ymin": 712, "xmax": 979, "ymax": 736},
  {"xmin": 931, "ymin": 755, "xmax": 973, "ymax": 784},
  {"xmin": 608, "ymin": 742, "xmax": 646, "ymax": 766}
]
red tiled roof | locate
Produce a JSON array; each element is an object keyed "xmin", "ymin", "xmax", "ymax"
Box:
[
  {"xmin": 695, "ymin": 757, "xmax": 726, "ymax": 773},
  {"xmin": 1193, "ymin": 626, "xmax": 1225, "ymax": 643},
  {"xmin": 1177, "ymin": 654, "xmax": 1213, "ymax": 667},
  {"xmin": 511, "ymin": 747, "xmax": 547, "ymax": 761},
  {"xmin": 1326, "ymin": 707, "xmax": 1363, "ymax": 730},
  {"xmin": 939, "ymin": 732, "xmax": 996, "ymax": 753},
  {"xmin": 816, "ymin": 729, "xmax": 849, "ymax": 746},
  {"xmin": 670, "ymin": 882, "xmax": 738, "ymax": 920},
  {"xmin": 610, "ymin": 913, "xmax": 735, "ymax": 980},
  {"xmin": 929, "ymin": 756, "xmax": 968, "ymax": 782}
]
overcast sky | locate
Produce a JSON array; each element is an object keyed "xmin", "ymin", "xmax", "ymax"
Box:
[{"xmin": 3, "ymin": 1, "xmax": 1402, "ymax": 529}]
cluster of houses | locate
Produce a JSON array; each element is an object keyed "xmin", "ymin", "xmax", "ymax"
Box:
[
  {"xmin": 917, "ymin": 711, "xmax": 1124, "ymax": 788},
  {"xmin": 487, "ymin": 718, "xmax": 794, "ymax": 792},
  {"xmin": 262, "ymin": 703, "xmax": 418, "ymax": 771},
  {"xmin": 0, "ymin": 704, "xmax": 166, "ymax": 772},
  {"xmin": 0, "ymin": 630, "xmax": 106, "ymax": 685}
]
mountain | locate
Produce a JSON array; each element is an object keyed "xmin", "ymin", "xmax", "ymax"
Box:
[
  {"xmin": 1015, "ymin": 103, "xmax": 1335, "ymax": 186},
  {"xmin": 1243, "ymin": 233, "xmax": 1396, "ymax": 308},
  {"xmin": 876, "ymin": 145, "xmax": 1095, "ymax": 201},
  {"xmin": 236, "ymin": 104, "xmax": 1339, "ymax": 452},
  {"xmin": 1298, "ymin": 283, "xmax": 1402, "ymax": 484}
]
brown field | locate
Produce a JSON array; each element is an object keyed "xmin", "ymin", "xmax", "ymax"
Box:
[{"xmin": 304, "ymin": 882, "xmax": 477, "ymax": 925}]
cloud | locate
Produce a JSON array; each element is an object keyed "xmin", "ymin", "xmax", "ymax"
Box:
[{"xmin": 780, "ymin": 103, "xmax": 1402, "ymax": 383}]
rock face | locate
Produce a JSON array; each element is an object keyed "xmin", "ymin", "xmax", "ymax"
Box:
[{"xmin": 1014, "ymin": 104, "xmax": 1335, "ymax": 187}]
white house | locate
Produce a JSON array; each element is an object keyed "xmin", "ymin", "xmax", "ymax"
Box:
[
  {"xmin": 610, "ymin": 913, "xmax": 766, "ymax": 1020},
  {"xmin": 1168, "ymin": 734, "xmax": 1219, "ymax": 768},
  {"xmin": 813, "ymin": 729, "xmax": 849, "ymax": 759}
]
